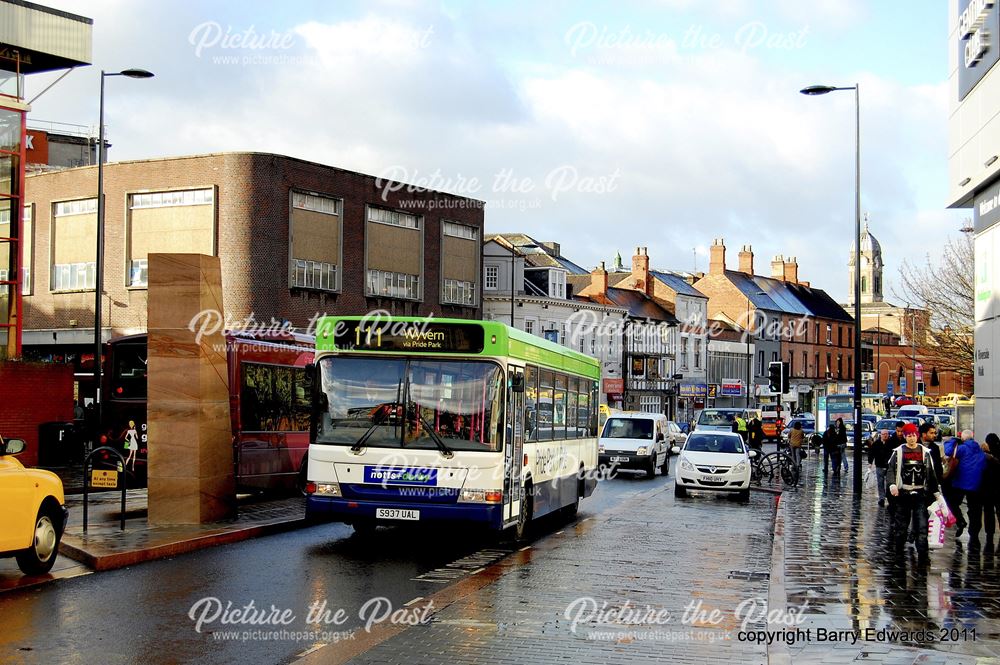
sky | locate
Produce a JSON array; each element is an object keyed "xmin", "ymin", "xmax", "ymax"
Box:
[{"xmin": 27, "ymin": 0, "xmax": 966, "ymax": 304}]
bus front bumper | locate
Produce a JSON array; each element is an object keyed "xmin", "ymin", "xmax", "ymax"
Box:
[{"xmin": 306, "ymin": 496, "xmax": 505, "ymax": 529}]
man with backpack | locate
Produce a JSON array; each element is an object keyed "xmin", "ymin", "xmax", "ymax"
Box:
[
  {"xmin": 888, "ymin": 422, "xmax": 943, "ymax": 564},
  {"xmin": 943, "ymin": 429, "xmax": 987, "ymax": 550}
]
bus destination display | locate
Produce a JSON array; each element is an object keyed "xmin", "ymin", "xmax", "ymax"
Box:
[{"xmin": 334, "ymin": 321, "xmax": 486, "ymax": 353}]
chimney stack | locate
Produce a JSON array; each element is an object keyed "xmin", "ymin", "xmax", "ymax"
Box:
[
  {"xmin": 709, "ymin": 238, "xmax": 726, "ymax": 274},
  {"xmin": 592, "ymin": 261, "xmax": 609, "ymax": 295},
  {"xmin": 631, "ymin": 246, "xmax": 651, "ymax": 295},
  {"xmin": 783, "ymin": 256, "xmax": 798, "ymax": 284},
  {"xmin": 770, "ymin": 255, "xmax": 785, "ymax": 280},
  {"xmin": 540, "ymin": 241, "xmax": 561, "ymax": 257},
  {"xmin": 738, "ymin": 244, "xmax": 754, "ymax": 275}
]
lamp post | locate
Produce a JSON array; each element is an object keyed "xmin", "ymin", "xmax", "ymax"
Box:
[
  {"xmin": 93, "ymin": 68, "xmax": 154, "ymax": 426},
  {"xmin": 801, "ymin": 82, "xmax": 863, "ymax": 494}
]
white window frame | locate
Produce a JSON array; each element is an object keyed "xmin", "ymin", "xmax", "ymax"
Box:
[
  {"xmin": 680, "ymin": 336, "xmax": 689, "ymax": 369},
  {"xmin": 292, "ymin": 258, "xmax": 338, "ymax": 291},
  {"xmin": 129, "ymin": 189, "xmax": 214, "ymax": 209},
  {"xmin": 639, "ymin": 395, "xmax": 659, "ymax": 414},
  {"xmin": 291, "ymin": 191, "xmax": 341, "ymax": 215},
  {"xmin": 129, "ymin": 258, "xmax": 148, "ymax": 287},
  {"xmin": 367, "ymin": 269, "xmax": 420, "ymax": 300},
  {"xmin": 484, "ymin": 265, "xmax": 499, "ymax": 290},
  {"xmin": 442, "ymin": 221, "xmax": 477, "ymax": 240},
  {"xmin": 53, "ymin": 199, "xmax": 98, "ymax": 217},
  {"xmin": 51, "ymin": 261, "xmax": 96, "ymax": 292},
  {"xmin": 524, "ymin": 318, "xmax": 536, "ymax": 335},
  {"xmin": 367, "ymin": 206, "xmax": 420, "ymax": 229},
  {"xmin": 442, "ymin": 278, "xmax": 476, "ymax": 306}
]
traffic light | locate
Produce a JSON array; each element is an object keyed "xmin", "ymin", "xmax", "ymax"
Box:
[
  {"xmin": 917, "ymin": 381, "xmax": 925, "ymax": 396},
  {"xmin": 768, "ymin": 361, "xmax": 783, "ymax": 394}
]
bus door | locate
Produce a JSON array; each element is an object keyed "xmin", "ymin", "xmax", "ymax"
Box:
[{"xmin": 503, "ymin": 367, "xmax": 525, "ymax": 524}]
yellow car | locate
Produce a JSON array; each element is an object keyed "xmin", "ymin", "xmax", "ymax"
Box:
[{"xmin": 0, "ymin": 436, "xmax": 68, "ymax": 574}]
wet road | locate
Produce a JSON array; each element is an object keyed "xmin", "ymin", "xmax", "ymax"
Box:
[{"xmin": 0, "ymin": 465, "xmax": 675, "ymax": 665}]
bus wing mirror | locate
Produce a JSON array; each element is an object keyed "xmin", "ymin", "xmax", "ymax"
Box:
[{"xmin": 511, "ymin": 374, "xmax": 525, "ymax": 393}]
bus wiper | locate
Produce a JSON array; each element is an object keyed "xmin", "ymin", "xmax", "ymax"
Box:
[
  {"xmin": 402, "ymin": 368, "xmax": 453, "ymax": 459},
  {"xmin": 350, "ymin": 404, "xmax": 394, "ymax": 453},
  {"xmin": 417, "ymin": 410, "xmax": 454, "ymax": 459}
]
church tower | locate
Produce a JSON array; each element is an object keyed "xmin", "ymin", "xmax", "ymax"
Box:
[{"xmin": 848, "ymin": 218, "xmax": 883, "ymax": 306}]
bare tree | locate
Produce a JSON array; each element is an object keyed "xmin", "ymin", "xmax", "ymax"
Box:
[{"xmin": 895, "ymin": 233, "xmax": 975, "ymax": 376}]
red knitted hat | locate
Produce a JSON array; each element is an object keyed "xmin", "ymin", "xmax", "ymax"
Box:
[{"xmin": 902, "ymin": 423, "xmax": 919, "ymax": 436}]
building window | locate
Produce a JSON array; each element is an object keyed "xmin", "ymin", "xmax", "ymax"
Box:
[
  {"xmin": 680, "ymin": 337, "xmax": 688, "ymax": 369},
  {"xmin": 548, "ymin": 270, "xmax": 567, "ymax": 299},
  {"xmin": 788, "ymin": 352, "xmax": 794, "ymax": 376},
  {"xmin": 443, "ymin": 278, "xmax": 475, "ymax": 305},
  {"xmin": 129, "ymin": 259, "xmax": 148, "ymax": 287},
  {"xmin": 861, "ymin": 275, "xmax": 867, "ymax": 293},
  {"xmin": 131, "ymin": 189, "xmax": 213, "ymax": 209},
  {"xmin": 694, "ymin": 339, "xmax": 702, "ymax": 369},
  {"xmin": 485, "ymin": 265, "xmax": 499, "ymax": 290},
  {"xmin": 837, "ymin": 354, "xmax": 843, "ymax": 379},
  {"xmin": 826, "ymin": 324, "xmax": 832, "ymax": 345},
  {"xmin": 53, "ymin": 199, "xmax": 98, "ymax": 216},
  {"xmin": 802, "ymin": 351, "xmax": 808, "ymax": 377},
  {"xmin": 367, "ymin": 206, "xmax": 419, "ymax": 229},
  {"xmin": 367, "ymin": 269, "xmax": 419, "ymax": 299},
  {"xmin": 293, "ymin": 259, "xmax": 337, "ymax": 291},
  {"xmin": 757, "ymin": 350, "xmax": 764, "ymax": 375},
  {"xmin": 52, "ymin": 261, "xmax": 95, "ymax": 291},
  {"xmin": 292, "ymin": 191, "xmax": 340, "ymax": 215},
  {"xmin": 442, "ymin": 221, "xmax": 477, "ymax": 240},
  {"xmin": 639, "ymin": 396, "xmax": 659, "ymax": 414},
  {"xmin": 815, "ymin": 353, "xmax": 820, "ymax": 378},
  {"xmin": 525, "ymin": 318, "xmax": 535, "ymax": 335}
]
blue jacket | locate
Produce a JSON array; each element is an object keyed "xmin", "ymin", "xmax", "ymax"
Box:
[{"xmin": 943, "ymin": 437, "xmax": 987, "ymax": 492}]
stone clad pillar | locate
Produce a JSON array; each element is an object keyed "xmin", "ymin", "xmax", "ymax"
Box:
[{"xmin": 146, "ymin": 253, "xmax": 235, "ymax": 524}]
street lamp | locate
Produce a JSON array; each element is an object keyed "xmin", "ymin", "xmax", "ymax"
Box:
[
  {"xmin": 93, "ymin": 68, "xmax": 154, "ymax": 425},
  {"xmin": 801, "ymin": 82, "xmax": 863, "ymax": 494}
]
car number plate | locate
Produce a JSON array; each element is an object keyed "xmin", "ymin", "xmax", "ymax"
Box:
[
  {"xmin": 702, "ymin": 475, "xmax": 725, "ymax": 483},
  {"xmin": 610, "ymin": 456, "xmax": 630, "ymax": 463},
  {"xmin": 375, "ymin": 508, "xmax": 419, "ymax": 521}
]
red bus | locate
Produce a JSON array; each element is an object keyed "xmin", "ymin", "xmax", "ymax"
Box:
[{"xmin": 100, "ymin": 331, "xmax": 314, "ymax": 492}]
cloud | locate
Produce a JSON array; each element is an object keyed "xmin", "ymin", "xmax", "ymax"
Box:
[{"xmin": 21, "ymin": 0, "xmax": 958, "ymax": 307}]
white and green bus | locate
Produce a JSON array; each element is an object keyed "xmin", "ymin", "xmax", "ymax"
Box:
[{"xmin": 304, "ymin": 316, "xmax": 601, "ymax": 539}]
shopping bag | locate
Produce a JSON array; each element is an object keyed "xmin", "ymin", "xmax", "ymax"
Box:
[
  {"xmin": 932, "ymin": 497, "xmax": 957, "ymax": 528},
  {"xmin": 863, "ymin": 468, "xmax": 875, "ymax": 489},
  {"xmin": 928, "ymin": 510, "xmax": 946, "ymax": 549}
]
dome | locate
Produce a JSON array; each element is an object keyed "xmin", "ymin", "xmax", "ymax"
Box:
[{"xmin": 853, "ymin": 221, "xmax": 881, "ymax": 256}]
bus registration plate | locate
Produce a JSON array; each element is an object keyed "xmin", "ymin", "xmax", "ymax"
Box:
[{"xmin": 376, "ymin": 508, "xmax": 419, "ymax": 521}]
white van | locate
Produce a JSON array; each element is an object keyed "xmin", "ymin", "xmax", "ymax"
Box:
[
  {"xmin": 896, "ymin": 404, "xmax": 929, "ymax": 418},
  {"xmin": 598, "ymin": 412, "xmax": 671, "ymax": 478}
]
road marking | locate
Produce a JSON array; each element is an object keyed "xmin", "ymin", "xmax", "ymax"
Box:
[
  {"xmin": 403, "ymin": 596, "xmax": 424, "ymax": 606},
  {"xmin": 555, "ymin": 530, "xmax": 564, "ymax": 535},
  {"xmin": 469, "ymin": 567, "xmax": 484, "ymax": 574},
  {"xmin": 518, "ymin": 545, "xmax": 531, "ymax": 551}
]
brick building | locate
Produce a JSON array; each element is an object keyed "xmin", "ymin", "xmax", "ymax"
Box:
[
  {"xmin": 694, "ymin": 239, "xmax": 855, "ymax": 413},
  {"xmin": 19, "ymin": 152, "xmax": 484, "ymax": 392}
]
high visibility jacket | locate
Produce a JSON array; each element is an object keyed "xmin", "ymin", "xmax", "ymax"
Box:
[{"xmin": 735, "ymin": 417, "xmax": 747, "ymax": 432}]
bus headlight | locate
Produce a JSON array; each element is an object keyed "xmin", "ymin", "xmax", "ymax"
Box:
[
  {"xmin": 460, "ymin": 489, "xmax": 503, "ymax": 503},
  {"xmin": 314, "ymin": 483, "xmax": 342, "ymax": 496}
]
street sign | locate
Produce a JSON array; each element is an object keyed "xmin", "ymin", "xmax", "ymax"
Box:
[
  {"xmin": 886, "ymin": 381, "xmax": 894, "ymax": 397},
  {"xmin": 848, "ymin": 386, "xmax": 854, "ymax": 394},
  {"xmin": 90, "ymin": 469, "xmax": 118, "ymax": 488},
  {"xmin": 900, "ymin": 377, "xmax": 908, "ymax": 393},
  {"xmin": 915, "ymin": 363, "xmax": 924, "ymax": 382}
]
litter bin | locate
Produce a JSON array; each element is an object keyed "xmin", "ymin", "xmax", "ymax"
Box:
[{"xmin": 37, "ymin": 421, "xmax": 79, "ymax": 467}]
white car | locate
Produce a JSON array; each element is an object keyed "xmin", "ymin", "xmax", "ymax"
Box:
[{"xmin": 672, "ymin": 431, "xmax": 753, "ymax": 501}]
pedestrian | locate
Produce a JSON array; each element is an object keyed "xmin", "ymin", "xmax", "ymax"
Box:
[
  {"xmin": 888, "ymin": 422, "xmax": 943, "ymax": 565},
  {"xmin": 943, "ymin": 429, "xmax": 988, "ymax": 550},
  {"xmin": 839, "ymin": 418, "xmax": 850, "ymax": 474},
  {"xmin": 825, "ymin": 420, "xmax": 845, "ymax": 478},
  {"xmin": 918, "ymin": 422, "xmax": 944, "ymax": 484},
  {"xmin": 747, "ymin": 416, "xmax": 764, "ymax": 450},
  {"xmin": 868, "ymin": 428, "xmax": 892, "ymax": 506},
  {"xmin": 733, "ymin": 413, "xmax": 748, "ymax": 444},
  {"xmin": 73, "ymin": 399, "xmax": 85, "ymax": 421},
  {"xmin": 980, "ymin": 433, "xmax": 1000, "ymax": 554},
  {"xmin": 789, "ymin": 421, "xmax": 805, "ymax": 468}
]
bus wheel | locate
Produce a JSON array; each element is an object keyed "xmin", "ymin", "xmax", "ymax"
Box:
[
  {"xmin": 514, "ymin": 483, "xmax": 533, "ymax": 542},
  {"xmin": 563, "ymin": 475, "xmax": 583, "ymax": 519}
]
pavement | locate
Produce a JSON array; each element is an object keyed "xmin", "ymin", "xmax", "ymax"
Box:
[
  {"xmin": 9, "ymin": 448, "xmax": 1000, "ymax": 664},
  {"xmin": 771, "ymin": 450, "xmax": 1000, "ymax": 664},
  {"xmin": 0, "ymin": 488, "xmax": 310, "ymax": 585}
]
